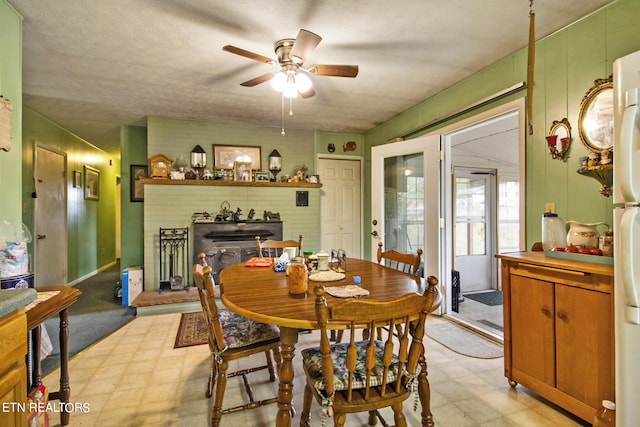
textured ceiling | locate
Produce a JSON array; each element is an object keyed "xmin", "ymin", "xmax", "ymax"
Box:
[{"xmin": 9, "ymin": 0, "xmax": 615, "ymax": 156}]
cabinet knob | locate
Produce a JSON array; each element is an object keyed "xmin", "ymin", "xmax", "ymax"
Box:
[
  {"xmin": 557, "ymin": 311, "xmax": 568, "ymax": 322},
  {"xmin": 541, "ymin": 307, "xmax": 552, "ymax": 318}
]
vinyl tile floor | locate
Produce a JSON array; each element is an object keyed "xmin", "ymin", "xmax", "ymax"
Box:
[{"xmin": 42, "ymin": 313, "xmax": 590, "ymax": 427}]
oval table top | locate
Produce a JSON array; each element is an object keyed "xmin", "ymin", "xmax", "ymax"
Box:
[{"xmin": 219, "ymin": 257, "xmax": 426, "ymax": 330}]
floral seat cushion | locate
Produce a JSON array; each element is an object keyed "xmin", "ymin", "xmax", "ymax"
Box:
[
  {"xmin": 301, "ymin": 340, "xmax": 412, "ymax": 392},
  {"xmin": 219, "ymin": 309, "xmax": 279, "ymax": 349}
]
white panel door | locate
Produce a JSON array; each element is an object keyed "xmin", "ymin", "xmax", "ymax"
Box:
[
  {"xmin": 318, "ymin": 158, "xmax": 362, "ymax": 258},
  {"xmin": 370, "ymin": 135, "xmax": 441, "ymax": 278},
  {"xmin": 34, "ymin": 145, "xmax": 68, "ymax": 286}
]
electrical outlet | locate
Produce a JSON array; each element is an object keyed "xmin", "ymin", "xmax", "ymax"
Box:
[{"xmin": 545, "ymin": 202, "xmax": 556, "ymax": 213}]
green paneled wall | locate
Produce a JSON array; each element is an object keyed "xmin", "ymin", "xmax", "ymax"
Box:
[
  {"xmin": 0, "ymin": 0, "xmax": 22, "ymax": 225},
  {"xmin": 22, "ymin": 108, "xmax": 119, "ymax": 283},
  {"xmin": 364, "ymin": 0, "xmax": 640, "ymax": 252},
  {"xmin": 120, "ymin": 125, "xmax": 147, "ymax": 270}
]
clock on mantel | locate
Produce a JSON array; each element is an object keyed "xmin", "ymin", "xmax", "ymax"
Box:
[{"xmin": 149, "ymin": 154, "xmax": 172, "ymax": 179}]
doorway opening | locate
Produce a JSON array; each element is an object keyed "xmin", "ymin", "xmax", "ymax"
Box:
[{"xmin": 442, "ymin": 103, "xmax": 525, "ymax": 340}]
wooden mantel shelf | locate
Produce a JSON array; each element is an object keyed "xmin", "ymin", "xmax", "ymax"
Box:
[{"xmin": 140, "ymin": 178, "xmax": 322, "ymax": 188}]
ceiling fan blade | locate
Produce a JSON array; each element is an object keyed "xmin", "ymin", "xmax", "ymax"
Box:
[
  {"xmin": 240, "ymin": 73, "xmax": 274, "ymax": 87},
  {"xmin": 300, "ymin": 88, "xmax": 316, "ymax": 99},
  {"xmin": 308, "ymin": 64, "xmax": 359, "ymax": 78},
  {"xmin": 223, "ymin": 45, "xmax": 275, "ymax": 64},
  {"xmin": 290, "ymin": 29, "xmax": 322, "ymax": 64}
]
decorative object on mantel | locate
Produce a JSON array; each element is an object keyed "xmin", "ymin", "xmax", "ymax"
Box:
[
  {"xmin": 268, "ymin": 149, "xmax": 282, "ymax": 181},
  {"xmin": 546, "ymin": 118, "xmax": 571, "ymax": 161},
  {"xmin": 291, "ymin": 164, "xmax": 308, "ymax": 183},
  {"xmin": 0, "ymin": 96, "xmax": 13, "ymax": 152},
  {"xmin": 343, "ymin": 140, "xmax": 356, "ymax": 152},
  {"xmin": 234, "ymin": 161, "xmax": 252, "ymax": 182},
  {"xmin": 173, "ymin": 155, "xmax": 188, "ymax": 172},
  {"xmin": 149, "ymin": 154, "xmax": 172, "ymax": 178},
  {"xmin": 263, "ymin": 210, "xmax": 281, "ymax": 221},
  {"xmin": 190, "ymin": 145, "xmax": 207, "ymax": 179}
]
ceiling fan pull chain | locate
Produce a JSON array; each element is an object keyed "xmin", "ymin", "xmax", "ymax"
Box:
[
  {"xmin": 289, "ymin": 98, "xmax": 294, "ymax": 116},
  {"xmin": 281, "ymin": 94, "xmax": 286, "ymax": 135}
]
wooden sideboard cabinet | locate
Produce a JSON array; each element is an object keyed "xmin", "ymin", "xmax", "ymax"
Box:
[
  {"xmin": 497, "ymin": 251, "xmax": 614, "ymax": 422},
  {"xmin": 0, "ymin": 309, "xmax": 28, "ymax": 427}
]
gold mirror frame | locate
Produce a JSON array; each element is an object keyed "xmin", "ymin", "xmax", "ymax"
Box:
[
  {"xmin": 546, "ymin": 118, "xmax": 571, "ymax": 160},
  {"xmin": 578, "ymin": 75, "xmax": 614, "ymax": 153}
]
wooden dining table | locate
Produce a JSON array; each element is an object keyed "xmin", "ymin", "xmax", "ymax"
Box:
[{"xmin": 219, "ymin": 257, "xmax": 431, "ymax": 427}]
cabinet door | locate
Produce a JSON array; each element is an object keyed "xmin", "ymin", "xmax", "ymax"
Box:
[
  {"xmin": 510, "ymin": 275, "xmax": 555, "ymax": 385},
  {"xmin": 555, "ymin": 284, "xmax": 613, "ymax": 409}
]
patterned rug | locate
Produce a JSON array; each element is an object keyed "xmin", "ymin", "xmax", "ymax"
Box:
[
  {"xmin": 426, "ymin": 321, "xmax": 503, "ymax": 359},
  {"xmin": 174, "ymin": 311, "xmax": 208, "ymax": 348}
]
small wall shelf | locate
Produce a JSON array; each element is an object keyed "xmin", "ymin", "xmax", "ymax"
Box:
[
  {"xmin": 577, "ymin": 164, "xmax": 613, "ymax": 197},
  {"xmin": 140, "ymin": 178, "xmax": 322, "ymax": 188}
]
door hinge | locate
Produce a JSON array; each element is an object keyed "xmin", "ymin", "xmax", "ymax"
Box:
[
  {"xmin": 439, "ymin": 218, "xmax": 445, "ymax": 228},
  {"xmin": 439, "ymin": 150, "xmax": 444, "ymax": 161}
]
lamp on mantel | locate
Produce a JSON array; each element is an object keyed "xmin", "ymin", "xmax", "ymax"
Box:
[{"xmin": 191, "ymin": 145, "xmax": 207, "ymax": 179}]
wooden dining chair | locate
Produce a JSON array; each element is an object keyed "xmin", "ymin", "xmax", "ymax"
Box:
[
  {"xmin": 255, "ymin": 234, "xmax": 303, "ymax": 258},
  {"xmin": 377, "ymin": 241, "xmax": 423, "ymax": 275},
  {"xmin": 300, "ymin": 276, "xmax": 441, "ymax": 427},
  {"xmin": 193, "ymin": 257, "xmax": 282, "ymax": 427}
]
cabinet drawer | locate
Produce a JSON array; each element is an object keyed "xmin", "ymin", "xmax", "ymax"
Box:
[
  {"xmin": 509, "ymin": 262, "xmax": 612, "ymax": 293},
  {"xmin": 0, "ymin": 311, "xmax": 27, "ymax": 373}
]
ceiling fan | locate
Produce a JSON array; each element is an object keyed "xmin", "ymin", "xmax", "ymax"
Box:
[{"xmin": 222, "ymin": 29, "xmax": 359, "ymax": 98}]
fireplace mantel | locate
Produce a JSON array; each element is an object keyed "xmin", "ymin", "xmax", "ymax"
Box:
[{"xmin": 141, "ymin": 178, "xmax": 321, "ymax": 188}]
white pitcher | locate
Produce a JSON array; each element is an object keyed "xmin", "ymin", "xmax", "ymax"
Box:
[{"xmin": 566, "ymin": 221, "xmax": 610, "ymax": 248}]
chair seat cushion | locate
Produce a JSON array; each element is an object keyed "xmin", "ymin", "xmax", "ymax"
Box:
[
  {"xmin": 301, "ymin": 340, "xmax": 406, "ymax": 392},
  {"xmin": 219, "ymin": 309, "xmax": 279, "ymax": 348}
]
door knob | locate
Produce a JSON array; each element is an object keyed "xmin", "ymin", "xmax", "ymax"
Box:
[{"xmin": 37, "ymin": 234, "xmax": 46, "ymax": 240}]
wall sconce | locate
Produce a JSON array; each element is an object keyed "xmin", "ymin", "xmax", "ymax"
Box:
[
  {"xmin": 547, "ymin": 118, "xmax": 571, "ymax": 161},
  {"xmin": 269, "ymin": 149, "xmax": 282, "ymax": 181}
]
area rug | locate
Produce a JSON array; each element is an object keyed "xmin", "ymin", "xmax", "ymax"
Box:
[
  {"xmin": 426, "ymin": 321, "xmax": 503, "ymax": 359},
  {"xmin": 174, "ymin": 311, "xmax": 208, "ymax": 348},
  {"xmin": 463, "ymin": 290, "xmax": 503, "ymax": 306}
]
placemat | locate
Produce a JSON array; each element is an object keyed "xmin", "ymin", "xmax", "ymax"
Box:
[
  {"xmin": 324, "ymin": 285, "xmax": 370, "ymax": 298},
  {"xmin": 309, "ymin": 271, "xmax": 346, "ymax": 282}
]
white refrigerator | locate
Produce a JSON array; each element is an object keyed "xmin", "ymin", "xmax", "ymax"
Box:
[{"xmin": 613, "ymin": 49, "xmax": 640, "ymax": 426}]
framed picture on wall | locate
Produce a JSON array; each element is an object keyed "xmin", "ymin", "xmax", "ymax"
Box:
[
  {"xmin": 234, "ymin": 161, "xmax": 252, "ymax": 181},
  {"xmin": 84, "ymin": 165, "xmax": 100, "ymax": 201},
  {"xmin": 130, "ymin": 164, "xmax": 148, "ymax": 202},
  {"xmin": 214, "ymin": 145, "xmax": 261, "ymax": 170}
]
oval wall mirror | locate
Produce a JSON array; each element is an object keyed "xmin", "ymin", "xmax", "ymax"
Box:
[{"xmin": 578, "ymin": 75, "xmax": 613, "ymax": 153}]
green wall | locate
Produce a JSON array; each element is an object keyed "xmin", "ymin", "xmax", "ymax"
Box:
[
  {"xmin": 364, "ymin": 0, "xmax": 640, "ymax": 252},
  {"xmin": 22, "ymin": 108, "xmax": 119, "ymax": 282},
  {"xmin": 0, "ymin": 0, "xmax": 22, "ymax": 226},
  {"xmin": 120, "ymin": 125, "xmax": 147, "ymax": 269}
]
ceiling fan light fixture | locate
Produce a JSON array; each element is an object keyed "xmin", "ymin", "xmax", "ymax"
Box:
[
  {"xmin": 283, "ymin": 74, "xmax": 298, "ymax": 98},
  {"xmin": 295, "ymin": 73, "xmax": 312, "ymax": 92},
  {"xmin": 270, "ymin": 71, "xmax": 287, "ymax": 92}
]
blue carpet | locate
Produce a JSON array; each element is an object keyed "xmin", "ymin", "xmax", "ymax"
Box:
[{"xmin": 40, "ymin": 263, "xmax": 136, "ymax": 374}]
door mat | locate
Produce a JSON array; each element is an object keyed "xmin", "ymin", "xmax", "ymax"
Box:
[
  {"xmin": 426, "ymin": 321, "xmax": 503, "ymax": 359},
  {"xmin": 463, "ymin": 290, "xmax": 503, "ymax": 306},
  {"xmin": 174, "ymin": 311, "xmax": 208, "ymax": 348}
]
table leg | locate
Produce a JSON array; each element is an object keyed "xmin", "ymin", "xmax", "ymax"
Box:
[
  {"xmin": 54, "ymin": 309, "xmax": 70, "ymax": 425},
  {"xmin": 31, "ymin": 325, "xmax": 42, "ymax": 388},
  {"xmin": 276, "ymin": 327, "xmax": 299, "ymax": 427}
]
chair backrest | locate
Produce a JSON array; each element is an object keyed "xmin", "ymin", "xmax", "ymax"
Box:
[
  {"xmin": 313, "ymin": 275, "xmax": 440, "ymax": 401},
  {"xmin": 192, "ymin": 261, "xmax": 226, "ymax": 353},
  {"xmin": 255, "ymin": 234, "xmax": 303, "ymax": 258},
  {"xmin": 377, "ymin": 241, "xmax": 423, "ymax": 275}
]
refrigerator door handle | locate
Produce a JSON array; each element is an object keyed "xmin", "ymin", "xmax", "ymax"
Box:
[
  {"xmin": 619, "ymin": 88, "xmax": 640, "ymax": 202},
  {"xmin": 621, "ymin": 206, "xmax": 640, "ymax": 324}
]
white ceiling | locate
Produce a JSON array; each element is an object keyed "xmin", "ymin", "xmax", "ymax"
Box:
[{"xmin": 8, "ymin": 0, "xmax": 615, "ymax": 156}]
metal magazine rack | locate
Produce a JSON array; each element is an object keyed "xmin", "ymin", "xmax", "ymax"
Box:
[{"xmin": 159, "ymin": 227, "xmax": 189, "ymax": 292}]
